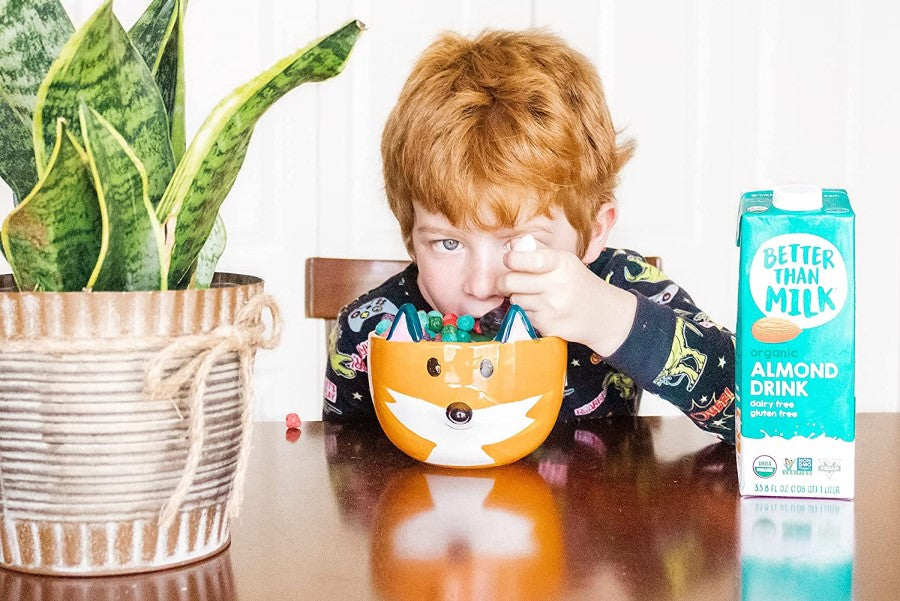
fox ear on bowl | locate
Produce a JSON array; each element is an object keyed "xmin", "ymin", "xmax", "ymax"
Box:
[
  {"xmin": 494, "ymin": 304, "xmax": 538, "ymax": 342},
  {"xmin": 385, "ymin": 303, "xmax": 423, "ymax": 342}
]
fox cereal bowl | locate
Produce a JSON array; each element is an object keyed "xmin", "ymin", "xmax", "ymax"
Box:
[{"xmin": 367, "ymin": 303, "xmax": 567, "ymax": 468}]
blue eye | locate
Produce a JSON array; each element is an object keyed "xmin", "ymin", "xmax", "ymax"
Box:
[{"xmin": 441, "ymin": 239, "xmax": 460, "ymax": 251}]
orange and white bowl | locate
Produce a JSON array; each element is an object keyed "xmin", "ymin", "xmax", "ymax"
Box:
[{"xmin": 367, "ymin": 305, "xmax": 566, "ymax": 468}]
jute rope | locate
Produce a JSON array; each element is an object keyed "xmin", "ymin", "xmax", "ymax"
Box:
[{"xmin": 144, "ymin": 293, "xmax": 281, "ymax": 532}]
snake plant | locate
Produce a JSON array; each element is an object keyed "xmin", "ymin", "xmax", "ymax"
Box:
[{"xmin": 0, "ymin": 0, "xmax": 363, "ymax": 291}]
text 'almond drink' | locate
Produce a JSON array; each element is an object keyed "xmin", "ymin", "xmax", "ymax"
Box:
[{"xmin": 736, "ymin": 185, "xmax": 855, "ymax": 499}]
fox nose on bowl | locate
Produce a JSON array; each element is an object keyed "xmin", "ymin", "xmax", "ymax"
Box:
[{"xmin": 446, "ymin": 402, "xmax": 472, "ymax": 425}]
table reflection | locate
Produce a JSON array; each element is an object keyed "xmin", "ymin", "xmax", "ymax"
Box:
[
  {"xmin": 371, "ymin": 465, "xmax": 564, "ymax": 600},
  {"xmin": 740, "ymin": 498, "xmax": 854, "ymax": 601},
  {"xmin": 325, "ymin": 417, "xmax": 739, "ymax": 600},
  {"xmin": 0, "ymin": 547, "xmax": 235, "ymax": 601}
]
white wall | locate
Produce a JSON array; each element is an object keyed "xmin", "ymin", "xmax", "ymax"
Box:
[{"xmin": 3, "ymin": 1, "xmax": 897, "ymax": 419}]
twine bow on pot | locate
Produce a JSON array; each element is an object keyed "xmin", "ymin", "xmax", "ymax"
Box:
[{"xmin": 144, "ymin": 293, "xmax": 282, "ymax": 532}]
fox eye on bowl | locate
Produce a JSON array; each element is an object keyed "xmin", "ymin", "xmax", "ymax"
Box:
[
  {"xmin": 479, "ymin": 359, "xmax": 493, "ymax": 378},
  {"xmin": 427, "ymin": 357, "xmax": 441, "ymax": 377}
]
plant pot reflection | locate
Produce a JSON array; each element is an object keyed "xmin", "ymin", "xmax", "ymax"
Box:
[{"xmin": 0, "ymin": 547, "xmax": 235, "ymax": 601}]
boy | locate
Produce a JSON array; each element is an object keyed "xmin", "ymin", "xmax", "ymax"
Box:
[{"xmin": 322, "ymin": 29, "xmax": 736, "ymax": 443}]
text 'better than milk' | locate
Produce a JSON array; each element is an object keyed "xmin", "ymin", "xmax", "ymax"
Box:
[{"xmin": 736, "ymin": 185, "xmax": 855, "ymax": 499}]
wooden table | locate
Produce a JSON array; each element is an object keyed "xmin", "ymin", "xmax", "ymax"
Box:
[{"xmin": 1, "ymin": 414, "xmax": 897, "ymax": 600}]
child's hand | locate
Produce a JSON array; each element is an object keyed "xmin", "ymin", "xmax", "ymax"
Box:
[{"xmin": 497, "ymin": 236, "xmax": 637, "ymax": 357}]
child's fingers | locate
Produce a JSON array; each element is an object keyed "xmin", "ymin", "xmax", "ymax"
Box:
[
  {"xmin": 508, "ymin": 295, "xmax": 558, "ymax": 334},
  {"xmin": 503, "ymin": 248, "xmax": 558, "ymax": 273},
  {"xmin": 508, "ymin": 292, "xmax": 542, "ymax": 314},
  {"xmin": 497, "ymin": 271, "xmax": 547, "ymax": 296}
]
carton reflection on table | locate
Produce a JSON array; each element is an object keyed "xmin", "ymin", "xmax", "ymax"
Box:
[{"xmin": 740, "ymin": 497, "xmax": 853, "ymax": 601}]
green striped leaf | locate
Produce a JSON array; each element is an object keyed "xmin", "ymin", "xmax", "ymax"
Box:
[
  {"xmin": 1, "ymin": 119, "xmax": 101, "ymax": 291},
  {"xmin": 128, "ymin": 0, "xmax": 186, "ymax": 163},
  {"xmin": 34, "ymin": 0, "xmax": 175, "ymax": 207},
  {"xmin": 0, "ymin": 103, "xmax": 35, "ymax": 203},
  {"xmin": 171, "ymin": 212, "xmax": 225, "ymax": 289},
  {"xmin": 158, "ymin": 19, "xmax": 364, "ymax": 289},
  {"xmin": 80, "ymin": 104, "xmax": 166, "ymax": 291},
  {"xmin": 0, "ymin": 0, "xmax": 73, "ymax": 202},
  {"xmin": 191, "ymin": 213, "xmax": 226, "ymax": 289}
]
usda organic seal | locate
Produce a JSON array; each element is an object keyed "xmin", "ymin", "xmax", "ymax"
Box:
[{"xmin": 753, "ymin": 455, "xmax": 777, "ymax": 478}]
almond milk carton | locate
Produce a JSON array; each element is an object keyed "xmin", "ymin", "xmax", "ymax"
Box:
[{"xmin": 736, "ymin": 185, "xmax": 855, "ymax": 499}]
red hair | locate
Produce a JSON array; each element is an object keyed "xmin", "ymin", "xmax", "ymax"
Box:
[{"xmin": 381, "ymin": 29, "xmax": 634, "ymax": 256}]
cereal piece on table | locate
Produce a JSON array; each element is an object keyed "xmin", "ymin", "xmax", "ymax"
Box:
[
  {"xmin": 428, "ymin": 315, "xmax": 443, "ymax": 333},
  {"xmin": 442, "ymin": 313, "xmax": 458, "ymax": 327},
  {"xmin": 285, "ymin": 413, "xmax": 301, "ymax": 429}
]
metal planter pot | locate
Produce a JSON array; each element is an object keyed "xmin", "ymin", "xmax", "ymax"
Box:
[{"xmin": 0, "ymin": 273, "xmax": 275, "ymax": 576}]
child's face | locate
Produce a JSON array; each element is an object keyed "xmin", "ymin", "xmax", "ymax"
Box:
[{"xmin": 410, "ymin": 201, "xmax": 585, "ymax": 318}]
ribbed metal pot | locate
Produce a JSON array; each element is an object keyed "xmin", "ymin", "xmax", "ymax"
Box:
[{"xmin": 0, "ymin": 273, "xmax": 263, "ymax": 576}]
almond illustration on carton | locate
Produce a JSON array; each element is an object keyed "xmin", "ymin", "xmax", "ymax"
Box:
[{"xmin": 751, "ymin": 317, "xmax": 801, "ymax": 343}]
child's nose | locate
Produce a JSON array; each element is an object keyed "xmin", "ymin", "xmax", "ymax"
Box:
[{"xmin": 462, "ymin": 253, "xmax": 501, "ymax": 301}]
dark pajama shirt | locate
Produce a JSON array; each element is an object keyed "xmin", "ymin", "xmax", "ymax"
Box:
[{"xmin": 322, "ymin": 248, "xmax": 736, "ymax": 444}]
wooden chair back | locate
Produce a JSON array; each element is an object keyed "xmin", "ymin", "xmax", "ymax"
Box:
[
  {"xmin": 305, "ymin": 257, "xmax": 410, "ymax": 320},
  {"xmin": 305, "ymin": 258, "xmax": 409, "ymax": 345}
]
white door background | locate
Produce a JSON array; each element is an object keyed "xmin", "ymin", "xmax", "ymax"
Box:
[{"xmin": 2, "ymin": 1, "xmax": 897, "ymax": 420}]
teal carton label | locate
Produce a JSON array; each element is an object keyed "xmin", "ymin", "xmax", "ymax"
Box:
[{"xmin": 736, "ymin": 188, "xmax": 855, "ymax": 499}]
